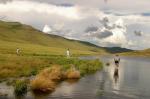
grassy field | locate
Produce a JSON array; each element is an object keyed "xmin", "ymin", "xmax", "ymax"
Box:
[{"xmin": 0, "ymin": 54, "xmax": 102, "ymax": 79}]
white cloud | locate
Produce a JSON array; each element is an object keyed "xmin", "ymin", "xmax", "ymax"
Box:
[
  {"xmin": 43, "ymin": 25, "xmax": 52, "ymax": 33},
  {"xmin": 0, "ymin": 0, "xmax": 150, "ymax": 50},
  {"xmin": 0, "ymin": 0, "xmax": 81, "ymax": 20}
]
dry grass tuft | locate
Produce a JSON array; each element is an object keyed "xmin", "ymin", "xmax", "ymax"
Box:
[
  {"xmin": 30, "ymin": 65, "xmax": 62, "ymax": 92},
  {"xmin": 30, "ymin": 75, "xmax": 55, "ymax": 92},
  {"xmin": 66, "ymin": 68, "xmax": 80, "ymax": 79},
  {"xmin": 38, "ymin": 65, "xmax": 62, "ymax": 81}
]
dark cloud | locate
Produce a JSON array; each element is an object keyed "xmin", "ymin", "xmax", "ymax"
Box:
[
  {"xmin": 0, "ymin": 15, "xmax": 6, "ymax": 20},
  {"xmin": 141, "ymin": 12, "xmax": 150, "ymax": 16},
  {"xmin": 104, "ymin": 0, "xmax": 108, "ymax": 4},
  {"xmin": 85, "ymin": 26, "xmax": 98, "ymax": 33},
  {"xmin": 96, "ymin": 30, "xmax": 113, "ymax": 39},
  {"xmin": 99, "ymin": 17, "xmax": 115, "ymax": 30},
  {"xmin": 0, "ymin": 0, "xmax": 12, "ymax": 4},
  {"xmin": 134, "ymin": 30, "xmax": 142, "ymax": 36},
  {"xmin": 57, "ymin": 3, "xmax": 74, "ymax": 7},
  {"xmin": 88, "ymin": 30, "xmax": 113, "ymax": 39}
]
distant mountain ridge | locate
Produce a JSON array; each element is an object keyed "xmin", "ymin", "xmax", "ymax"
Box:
[{"xmin": 103, "ymin": 47, "xmax": 133, "ymax": 53}]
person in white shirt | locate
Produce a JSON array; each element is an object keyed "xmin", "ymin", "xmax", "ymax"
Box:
[
  {"xmin": 16, "ymin": 48, "xmax": 20, "ymax": 55},
  {"xmin": 66, "ymin": 49, "xmax": 70, "ymax": 58}
]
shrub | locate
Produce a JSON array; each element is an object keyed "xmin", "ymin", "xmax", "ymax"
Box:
[
  {"xmin": 14, "ymin": 80, "xmax": 27, "ymax": 96},
  {"xmin": 30, "ymin": 65, "xmax": 62, "ymax": 93},
  {"xmin": 30, "ymin": 76, "xmax": 55, "ymax": 92},
  {"xmin": 39, "ymin": 65, "xmax": 62, "ymax": 81},
  {"xmin": 65, "ymin": 68, "xmax": 80, "ymax": 79}
]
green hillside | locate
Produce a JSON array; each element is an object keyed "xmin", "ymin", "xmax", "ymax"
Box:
[{"xmin": 0, "ymin": 20, "xmax": 106, "ymax": 55}]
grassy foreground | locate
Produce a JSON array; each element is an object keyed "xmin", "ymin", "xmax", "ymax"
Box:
[{"xmin": 0, "ymin": 54, "xmax": 102, "ymax": 80}]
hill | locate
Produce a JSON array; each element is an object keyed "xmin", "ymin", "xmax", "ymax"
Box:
[
  {"xmin": 104, "ymin": 47, "xmax": 133, "ymax": 54},
  {"xmin": 0, "ymin": 20, "xmax": 106, "ymax": 55}
]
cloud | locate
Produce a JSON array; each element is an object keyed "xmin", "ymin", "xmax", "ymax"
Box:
[
  {"xmin": 0, "ymin": 0, "xmax": 81, "ymax": 20},
  {"xmin": 93, "ymin": 29, "xmax": 113, "ymax": 39},
  {"xmin": 43, "ymin": 25, "xmax": 52, "ymax": 33},
  {"xmin": 134, "ymin": 30, "xmax": 142, "ymax": 36},
  {"xmin": 0, "ymin": 0, "xmax": 12, "ymax": 4},
  {"xmin": 86, "ymin": 17, "xmax": 128, "ymax": 47},
  {"xmin": 85, "ymin": 26, "xmax": 98, "ymax": 33},
  {"xmin": 0, "ymin": 0, "xmax": 150, "ymax": 50}
]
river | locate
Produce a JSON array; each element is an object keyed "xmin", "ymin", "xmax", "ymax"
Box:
[{"xmin": 0, "ymin": 56, "xmax": 150, "ymax": 99}]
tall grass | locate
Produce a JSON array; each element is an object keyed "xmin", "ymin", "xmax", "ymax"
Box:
[
  {"xmin": 14, "ymin": 80, "xmax": 27, "ymax": 96},
  {"xmin": 30, "ymin": 75, "xmax": 56, "ymax": 92},
  {"xmin": 0, "ymin": 54, "xmax": 102, "ymax": 79}
]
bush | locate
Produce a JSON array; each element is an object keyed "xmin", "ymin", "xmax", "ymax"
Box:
[
  {"xmin": 30, "ymin": 76, "xmax": 55, "ymax": 92},
  {"xmin": 14, "ymin": 80, "xmax": 27, "ymax": 96},
  {"xmin": 30, "ymin": 65, "xmax": 62, "ymax": 93},
  {"xmin": 39, "ymin": 65, "xmax": 62, "ymax": 81},
  {"xmin": 65, "ymin": 68, "xmax": 80, "ymax": 79}
]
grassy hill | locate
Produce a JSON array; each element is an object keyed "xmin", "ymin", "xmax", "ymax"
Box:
[{"xmin": 0, "ymin": 20, "xmax": 106, "ymax": 56}]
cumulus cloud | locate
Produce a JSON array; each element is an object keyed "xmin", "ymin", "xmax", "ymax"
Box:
[
  {"xmin": 86, "ymin": 17, "xmax": 128, "ymax": 47},
  {"xmin": 43, "ymin": 25, "xmax": 52, "ymax": 33},
  {"xmin": 0, "ymin": 0, "xmax": 81, "ymax": 20},
  {"xmin": 0, "ymin": 0, "xmax": 150, "ymax": 50}
]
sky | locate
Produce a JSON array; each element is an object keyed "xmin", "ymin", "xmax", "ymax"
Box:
[{"xmin": 0, "ymin": 0, "xmax": 150, "ymax": 50}]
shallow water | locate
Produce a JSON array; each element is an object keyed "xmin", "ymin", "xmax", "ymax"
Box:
[{"xmin": 1, "ymin": 56, "xmax": 150, "ymax": 99}]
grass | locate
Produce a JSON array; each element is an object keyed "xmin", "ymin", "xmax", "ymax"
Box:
[
  {"xmin": 65, "ymin": 68, "xmax": 80, "ymax": 79},
  {"xmin": 31, "ymin": 75, "xmax": 56, "ymax": 92},
  {"xmin": 0, "ymin": 54, "xmax": 102, "ymax": 80},
  {"xmin": 38, "ymin": 66, "xmax": 63, "ymax": 81},
  {"xmin": 14, "ymin": 80, "xmax": 27, "ymax": 96}
]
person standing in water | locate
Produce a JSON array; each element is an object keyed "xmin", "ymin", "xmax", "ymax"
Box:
[
  {"xmin": 66, "ymin": 48, "xmax": 70, "ymax": 58},
  {"xmin": 113, "ymin": 55, "xmax": 120, "ymax": 83},
  {"xmin": 114, "ymin": 54, "xmax": 120, "ymax": 67}
]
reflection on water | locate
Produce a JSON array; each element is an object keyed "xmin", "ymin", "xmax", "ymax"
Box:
[
  {"xmin": 113, "ymin": 67, "xmax": 119, "ymax": 84},
  {"xmin": 1, "ymin": 56, "xmax": 150, "ymax": 99}
]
